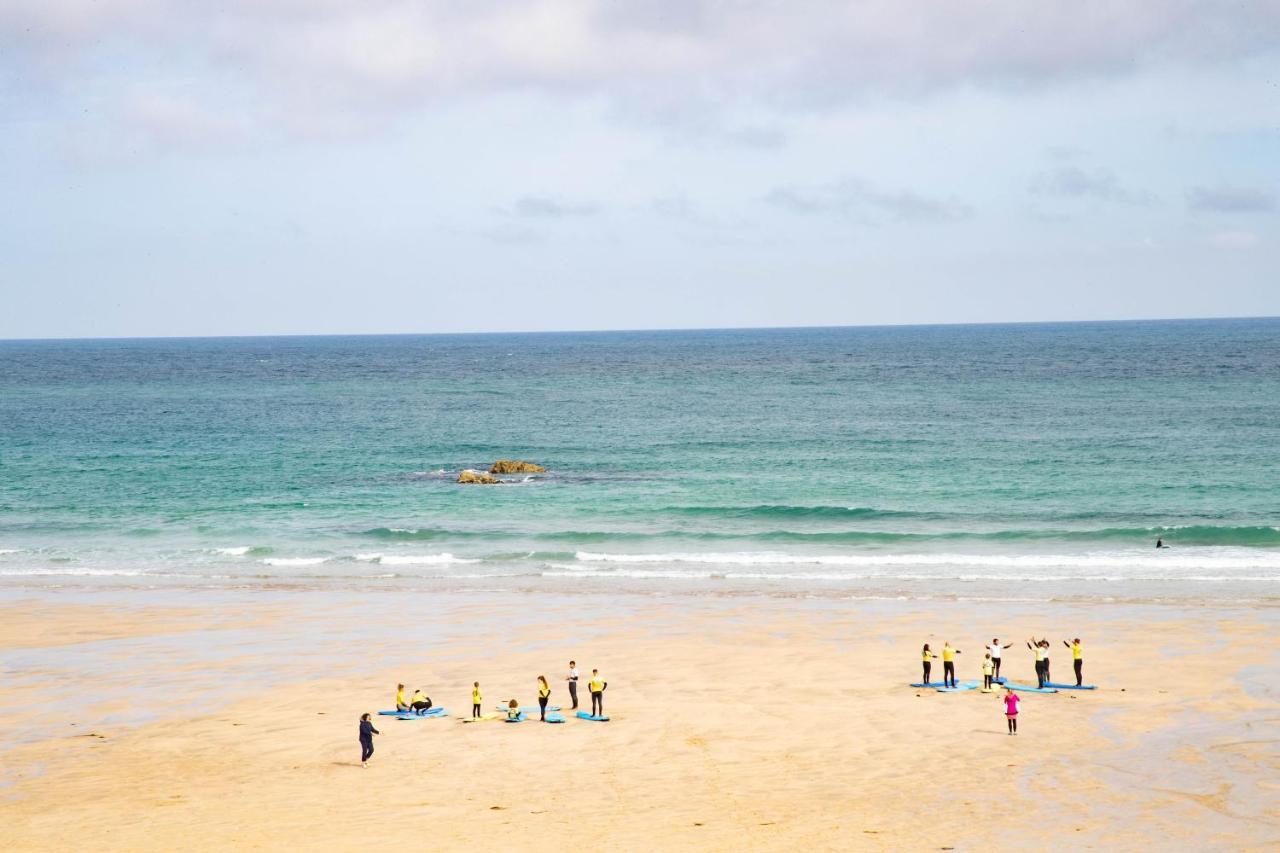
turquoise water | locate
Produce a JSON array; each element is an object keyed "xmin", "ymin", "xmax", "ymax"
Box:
[{"xmin": 2, "ymin": 319, "xmax": 1278, "ymax": 601}]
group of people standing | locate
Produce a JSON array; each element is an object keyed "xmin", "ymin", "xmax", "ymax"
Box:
[
  {"xmin": 359, "ymin": 659, "xmax": 610, "ymax": 766},
  {"xmin": 920, "ymin": 636, "xmax": 1085, "ymax": 689}
]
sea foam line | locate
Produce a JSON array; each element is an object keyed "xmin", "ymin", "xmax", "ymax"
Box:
[{"xmin": 572, "ymin": 550, "xmax": 1280, "ymax": 570}]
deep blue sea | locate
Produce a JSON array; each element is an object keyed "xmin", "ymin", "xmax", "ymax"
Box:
[{"xmin": 2, "ymin": 319, "xmax": 1278, "ymax": 602}]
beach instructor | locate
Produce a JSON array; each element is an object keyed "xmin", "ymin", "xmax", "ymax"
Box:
[
  {"xmin": 566, "ymin": 660, "xmax": 579, "ymax": 710},
  {"xmin": 359, "ymin": 713, "xmax": 379, "ymax": 767},
  {"xmin": 987, "ymin": 639, "xmax": 1012, "ymax": 681}
]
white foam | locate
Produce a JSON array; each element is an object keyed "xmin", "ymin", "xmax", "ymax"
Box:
[
  {"xmin": 0, "ymin": 568, "xmax": 148, "ymax": 577},
  {"xmin": 262, "ymin": 557, "xmax": 327, "ymax": 567},
  {"xmin": 213, "ymin": 546, "xmax": 251, "ymax": 556},
  {"xmin": 378, "ymin": 553, "xmax": 480, "ymax": 566},
  {"xmin": 572, "ymin": 550, "xmax": 1280, "ymax": 571},
  {"xmin": 0, "ymin": 549, "xmax": 20, "ymax": 556},
  {"xmin": 355, "ymin": 553, "xmax": 383, "ymax": 561}
]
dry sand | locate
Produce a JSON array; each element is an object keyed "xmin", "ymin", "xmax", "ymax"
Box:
[{"xmin": 1, "ymin": 593, "xmax": 1277, "ymax": 851}]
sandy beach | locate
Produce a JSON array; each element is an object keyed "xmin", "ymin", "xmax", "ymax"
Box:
[{"xmin": 1, "ymin": 591, "xmax": 1276, "ymax": 851}]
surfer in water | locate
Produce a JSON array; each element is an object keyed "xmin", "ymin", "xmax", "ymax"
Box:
[{"xmin": 1156, "ymin": 537, "xmax": 1164, "ymax": 548}]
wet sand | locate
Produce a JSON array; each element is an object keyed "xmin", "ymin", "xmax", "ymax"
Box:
[{"xmin": 0, "ymin": 591, "xmax": 1277, "ymax": 851}]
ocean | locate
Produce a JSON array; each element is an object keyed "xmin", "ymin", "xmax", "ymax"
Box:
[{"xmin": 2, "ymin": 318, "xmax": 1278, "ymax": 603}]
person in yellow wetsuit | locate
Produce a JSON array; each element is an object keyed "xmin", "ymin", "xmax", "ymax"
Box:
[
  {"xmin": 920, "ymin": 644, "xmax": 937, "ymax": 685},
  {"xmin": 409, "ymin": 688, "xmax": 432, "ymax": 715},
  {"xmin": 1062, "ymin": 638, "xmax": 1084, "ymax": 686},
  {"xmin": 395, "ymin": 683, "xmax": 409, "ymax": 712},
  {"xmin": 981, "ymin": 653, "xmax": 995, "ymax": 690},
  {"xmin": 471, "ymin": 682, "xmax": 482, "ymax": 719},
  {"xmin": 1028, "ymin": 638, "xmax": 1048, "ymax": 688},
  {"xmin": 941, "ymin": 642, "xmax": 961, "ymax": 688},
  {"xmin": 589, "ymin": 669, "xmax": 608, "ymax": 717},
  {"xmin": 537, "ymin": 675, "xmax": 551, "ymax": 721}
]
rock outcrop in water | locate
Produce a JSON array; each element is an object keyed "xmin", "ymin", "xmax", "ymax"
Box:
[
  {"xmin": 458, "ymin": 469, "xmax": 501, "ymax": 484},
  {"xmin": 489, "ymin": 460, "xmax": 546, "ymax": 474}
]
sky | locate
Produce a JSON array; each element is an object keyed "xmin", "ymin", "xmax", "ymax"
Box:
[{"xmin": 1, "ymin": 1, "xmax": 1278, "ymax": 339}]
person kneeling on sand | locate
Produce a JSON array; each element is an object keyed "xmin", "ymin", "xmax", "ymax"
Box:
[
  {"xmin": 409, "ymin": 688, "xmax": 432, "ymax": 715},
  {"xmin": 507, "ymin": 699, "xmax": 521, "ymax": 721},
  {"xmin": 359, "ymin": 713, "xmax": 380, "ymax": 766},
  {"xmin": 395, "ymin": 683, "xmax": 409, "ymax": 712}
]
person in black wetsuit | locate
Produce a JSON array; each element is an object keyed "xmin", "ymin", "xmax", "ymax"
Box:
[
  {"xmin": 409, "ymin": 688, "xmax": 432, "ymax": 715},
  {"xmin": 359, "ymin": 713, "xmax": 379, "ymax": 767},
  {"xmin": 566, "ymin": 661, "xmax": 579, "ymax": 710}
]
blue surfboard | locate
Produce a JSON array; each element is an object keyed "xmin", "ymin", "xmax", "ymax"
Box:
[
  {"xmin": 998, "ymin": 682, "xmax": 1059, "ymax": 693},
  {"xmin": 1044, "ymin": 682, "xmax": 1096, "ymax": 690},
  {"xmin": 390, "ymin": 707, "xmax": 446, "ymax": 719},
  {"xmin": 493, "ymin": 706, "xmax": 561, "ymax": 713},
  {"xmin": 504, "ymin": 712, "xmax": 526, "ymax": 723},
  {"xmin": 545, "ymin": 713, "xmax": 565, "ymax": 724},
  {"xmin": 575, "ymin": 711, "xmax": 609, "ymax": 722}
]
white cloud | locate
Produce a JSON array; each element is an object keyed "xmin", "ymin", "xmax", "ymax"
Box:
[
  {"xmin": 764, "ymin": 178, "xmax": 972, "ymax": 223},
  {"xmin": 1188, "ymin": 185, "xmax": 1276, "ymax": 213},
  {"xmin": 5, "ymin": 0, "xmax": 1280, "ymax": 142},
  {"xmin": 1030, "ymin": 165, "xmax": 1155, "ymax": 205},
  {"xmin": 1208, "ymin": 230, "xmax": 1259, "ymax": 249}
]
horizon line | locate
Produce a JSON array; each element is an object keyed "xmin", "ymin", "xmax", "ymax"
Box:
[{"xmin": 1, "ymin": 313, "xmax": 1277, "ymax": 344}]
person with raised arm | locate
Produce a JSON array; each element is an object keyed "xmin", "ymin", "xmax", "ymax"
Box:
[
  {"xmin": 986, "ymin": 638, "xmax": 1013, "ymax": 681},
  {"xmin": 1063, "ymin": 638, "xmax": 1084, "ymax": 686},
  {"xmin": 1028, "ymin": 638, "xmax": 1047, "ymax": 689}
]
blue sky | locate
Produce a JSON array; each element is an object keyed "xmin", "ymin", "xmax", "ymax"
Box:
[{"xmin": 2, "ymin": 1, "xmax": 1277, "ymax": 338}]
